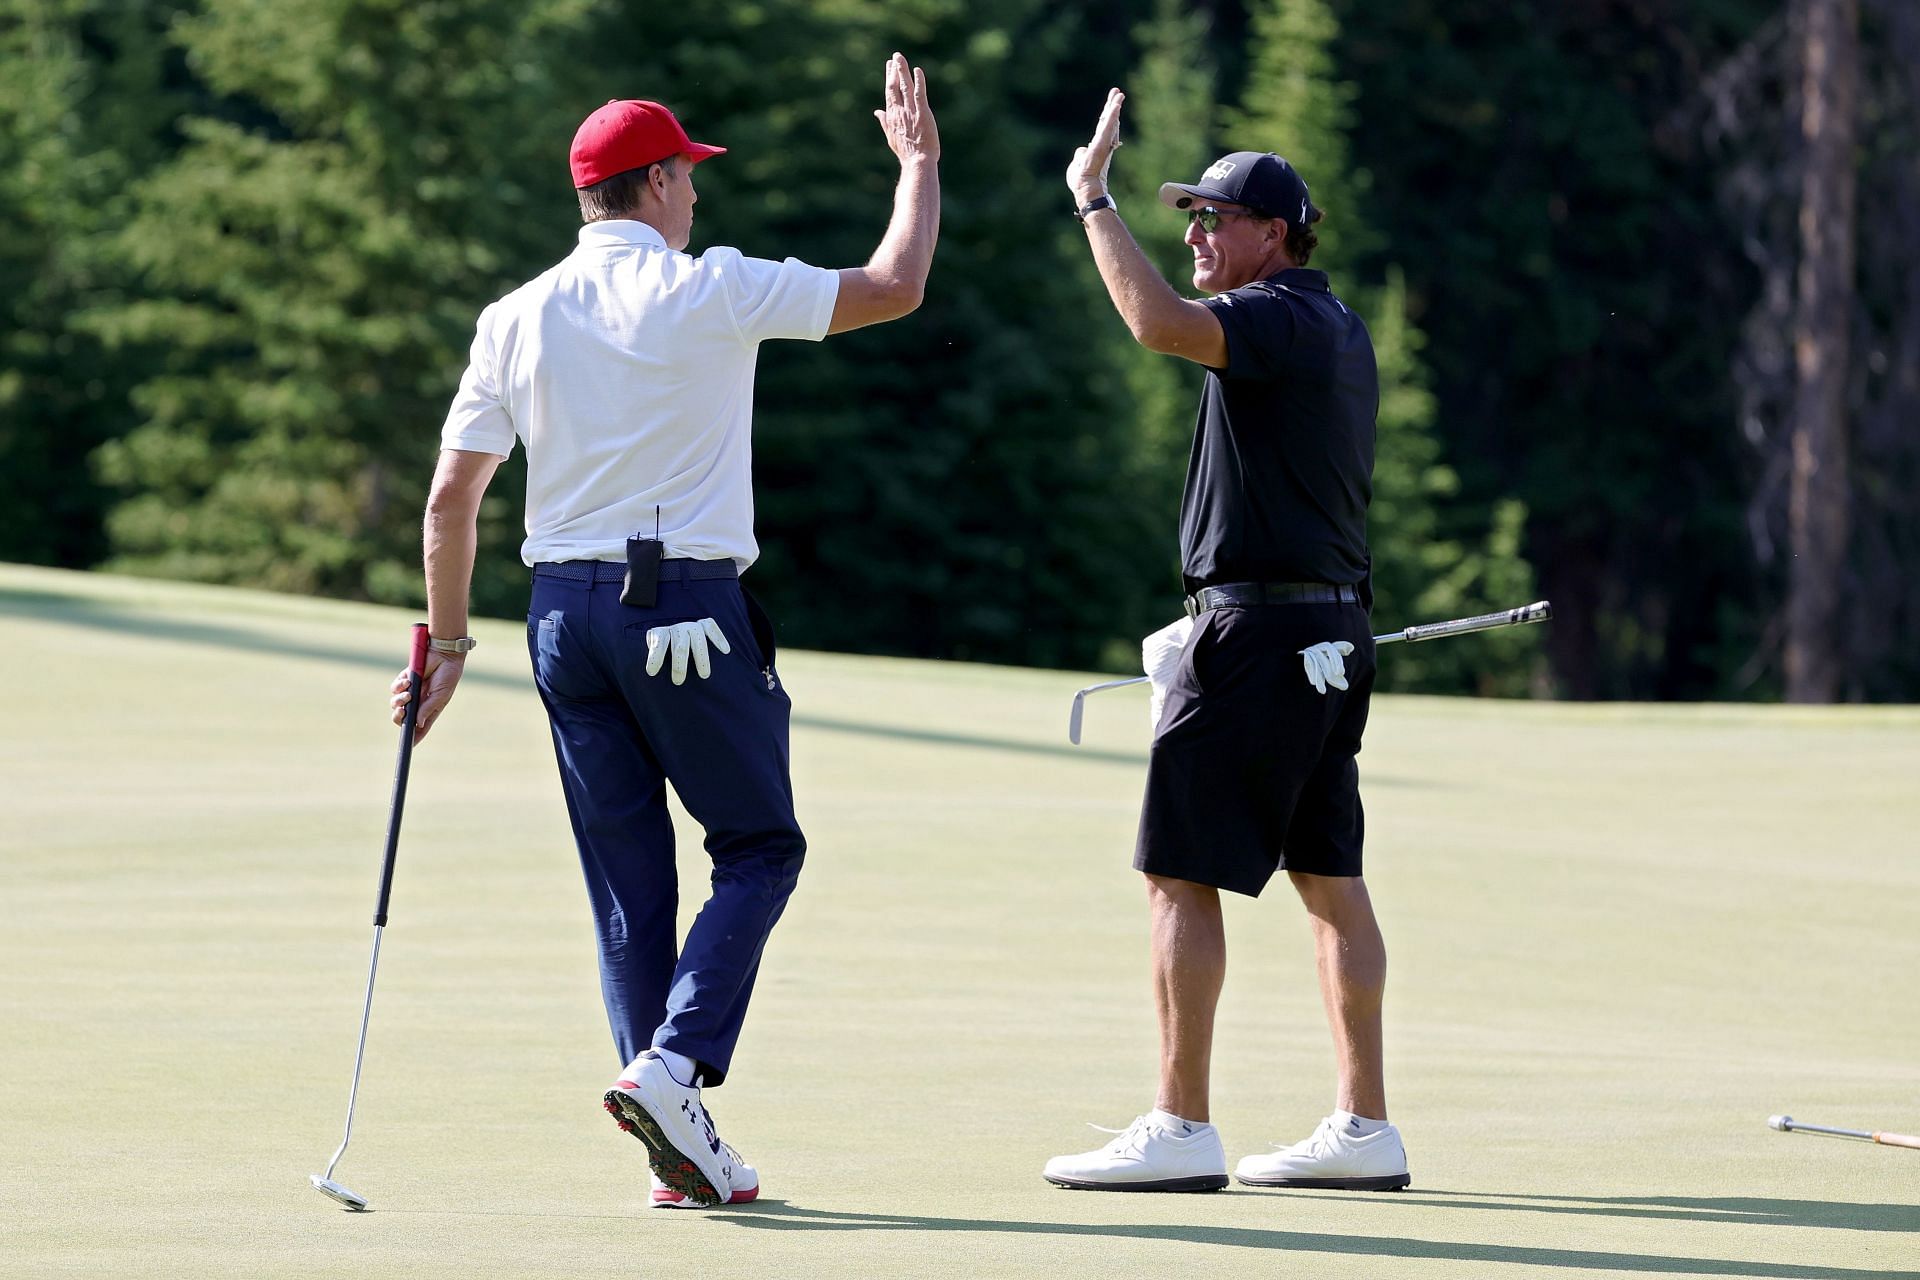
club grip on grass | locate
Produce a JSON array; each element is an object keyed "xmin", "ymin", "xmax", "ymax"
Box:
[{"xmin": 374, "ymin": 624, "xmax": 428, "ymax": 927}]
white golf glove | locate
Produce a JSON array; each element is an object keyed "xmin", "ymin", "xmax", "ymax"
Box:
[
  {"xmin": 1299, "ymin": 640, "xmax": 1355, "ymax": 695},
  {"xmin": 1142, "ymin": 616, "xmax": 1195, "ymax": 727},
  {"xmin": 644, "ymin": 617, "xmax": 731, "ymax": 685}
]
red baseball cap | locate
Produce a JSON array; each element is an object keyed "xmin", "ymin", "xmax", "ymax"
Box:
[{"xmin": 569, "ymin": 99, "xmax": 725, "ymax": 188}]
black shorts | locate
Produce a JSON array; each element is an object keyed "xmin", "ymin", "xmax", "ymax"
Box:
[{"xmin": 1134, "ymin": 602, "xmax": 1375, "ymax": 896}]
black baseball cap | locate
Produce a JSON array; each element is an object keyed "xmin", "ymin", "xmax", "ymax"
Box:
[{"xmin": 1158, "ymin": 151, "xmax": 1323, "ymax": 227}]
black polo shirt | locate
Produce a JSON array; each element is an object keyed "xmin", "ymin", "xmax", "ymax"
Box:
[{"xmin": 1180, "ymin": 267, "xmax": 1376, "ymax": 592}]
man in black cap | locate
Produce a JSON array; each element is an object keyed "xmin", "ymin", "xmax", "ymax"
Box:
[{"xmin": 1042, "ymin": 89, "xmax": 1410, "ymax": 1194}]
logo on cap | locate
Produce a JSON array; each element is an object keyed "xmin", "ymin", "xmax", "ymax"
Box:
[{"xmin": 1203, "ymin": 159, "xmax": 1238, "ymax": 183}]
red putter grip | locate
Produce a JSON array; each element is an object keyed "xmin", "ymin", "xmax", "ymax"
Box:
[{"xmin": 408, "ymin": 623, "xmax": 430, "ymax": 678}]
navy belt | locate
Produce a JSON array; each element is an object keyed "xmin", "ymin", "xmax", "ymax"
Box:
[
  {"xmin": 1183, "ymin": 581, "xmax": 1359, "ymax": 618},
  {"xmin": 533, "ymin": 558, "xmax": 738, "ymax": 584}
]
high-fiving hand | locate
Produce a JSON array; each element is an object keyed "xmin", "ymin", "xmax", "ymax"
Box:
[
  {"xmin": 874, "ymin": 51, "xmax": 939, "ymax": 164},
  {"xmin": 645, "ymin": 618, "xmax": 731, "ymax": 685},
  {"xmin": 1066, "ymin": 87, "xmax": 1125, "ymax": 204}
]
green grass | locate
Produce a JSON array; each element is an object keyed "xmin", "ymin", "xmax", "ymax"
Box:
[{"xmin": 3, "ymin": 562, "xmax": 1917, "ymax": 1279}]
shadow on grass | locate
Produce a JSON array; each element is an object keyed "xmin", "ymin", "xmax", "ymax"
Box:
[
  {"xmin": 9, "ymin": 586, "xmax": 1450, "ymax": 778},
  {"xmin": 2, "ymin": 588, "xmax": 1150, "ymax": 765},
  {"xmin": 0, "ymin": 588, "xmax": 527, "ymax": 695},
  {"xmin": 695, "ymin": 1198, "xmax": 1916, "ymax": 1275},
  {"xmin": 1351, "ymin": 1190, "xmax": 1920, "ymax": 1234}
]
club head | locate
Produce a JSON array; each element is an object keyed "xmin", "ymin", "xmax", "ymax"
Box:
[
  {"xmin": 1768, "ymin": 1115, "xmax": 1791, "ymax": 1132},
  {"xmin": 311, "ymin": 1173, "xmax": 369, "ymax": 1211},
  {"xmin": 1068, "ymin": 692, "xmax": 1086, "ymax": 745}
]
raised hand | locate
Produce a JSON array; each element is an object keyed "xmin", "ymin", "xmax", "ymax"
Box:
[
  {"xmin": 874, "ymin": 52, "xmax": 939, "ymax": 164},
  {"xmin": 1066, "ymin": 87, "xmax": 1125, "ymax": 203}
]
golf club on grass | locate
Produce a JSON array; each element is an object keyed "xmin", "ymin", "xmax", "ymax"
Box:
[
  {"xmin": 310, "ymin": 623, "xmax": 430, "ymax": 1212},
  {"xmin": 1768, "ymin": 1115, "xmax": 1920, "ymax": 1149},
  {"xmin": 1068, "ymin": 600, "xmax": 1553, "ymax": 744}
]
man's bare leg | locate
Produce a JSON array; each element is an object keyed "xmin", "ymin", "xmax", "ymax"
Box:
[
  {"xmin": 1288, "ymin": 871, "xmax": 1387, "ymax": 1120},
  {"xmin": 1146, "ymin": 873, "xmax": 1226, "ymax": 1123}
]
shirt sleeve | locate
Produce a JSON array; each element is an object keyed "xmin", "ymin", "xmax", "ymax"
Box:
[
  {"xmin": 1199, "ymin": 285, "xmax": 1300, "ymax": 381},
  {"xmin": 439, "ymin": 304, "xmax": 516, "ymax": 457},
  {"xmin": 706, "ymin": 248, "xmax": 841, "ymax": 345}
]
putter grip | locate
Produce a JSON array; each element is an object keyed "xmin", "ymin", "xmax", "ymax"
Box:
[
  {"xmin": 1877, "ymin": 1131, "xmax": 1920, "ymax": 1149},
  {"xmin": 408, "ymin": 622, "xmax": 430, "ymax": 678}
]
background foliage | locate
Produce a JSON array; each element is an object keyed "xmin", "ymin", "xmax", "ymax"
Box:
[{"xmin": 2, "ymin": 0, "xmax": 1910, "ymax": 698}]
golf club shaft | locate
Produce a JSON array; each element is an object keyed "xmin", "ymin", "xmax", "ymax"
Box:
[
  {"xmin": 323, "ymin": 925, "xmax": 385, "ymax": 1180},
  {"xmin": 1376, "ymin": 600, "xmax": 1552, "ymax": 645},
  {"xmin": 374, "ymin": 625, "xmax": 431, "ymax": 926},
  {"xmin": 1782, "ymin": 1119, "xmax": 1920, "ymax": 1148},
  {"xmin": 1069, "ymin": 601, "xmax": 1552, "ymax": 705},
  {"xmin": 321, "ymin": 624, "xmax": 429, "ymax": 1180}
]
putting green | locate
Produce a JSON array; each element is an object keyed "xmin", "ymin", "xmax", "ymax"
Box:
[{"xmin": 3, "ymin": 563, "xmax": 1916, "ymax": 1279}]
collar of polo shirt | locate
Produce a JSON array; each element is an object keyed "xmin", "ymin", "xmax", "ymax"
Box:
[{"xmin": 578, "ymin": 220, "xmax": 669, "ymax": 250}]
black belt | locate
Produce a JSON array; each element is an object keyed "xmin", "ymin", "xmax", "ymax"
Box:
[
  {"xmin": 1183, "ymin": 581, "xmax": 1359, "ymax": 617},
  {"xmin": 533, "ymin": 558, "xmax": 738, "ymax": 583}
]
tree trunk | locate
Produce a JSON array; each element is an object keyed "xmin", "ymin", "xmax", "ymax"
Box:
[{"xmin": 1785, "ymin": 0, "xmax": 1859, "ymax": 702}]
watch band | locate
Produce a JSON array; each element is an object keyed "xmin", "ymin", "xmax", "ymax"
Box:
[
  {"xmin": 1074, "ymin": 193, "xmax": 1117, "ymax": 223},
  {"xmin": 429, "ymin": 635, "xmax": 478, "ymax": 655}
]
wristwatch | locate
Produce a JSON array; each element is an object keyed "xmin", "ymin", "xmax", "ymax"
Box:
[
  {"xmin": 429, "ymin": 635, "xmax": 478, "ymax": 655},
  {"xmin": 1074, "ymin": 193, "xmax": 1117, "ymax": 223}
]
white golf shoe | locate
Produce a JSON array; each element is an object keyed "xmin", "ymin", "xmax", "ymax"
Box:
[
  {"xmin": 1235, "ymin": 1113, "xmax": 1411, "ymax": 1191},
  {"xmin": 603, "ymin": 1050, "xmax": 735, "ymax": 1206},
  {"xmin": 650, "ymin": 1141, "xmax": 759, "ymax": 1208},
  {"xmin": 1043, "ymin": 1113, "xmax": 1229, "ymax": 1192}
]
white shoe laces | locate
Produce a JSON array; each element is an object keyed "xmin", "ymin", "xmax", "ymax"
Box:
[
  {"xmin": 1271, "ymin": 1115, "xmax": 1341, "ymax": 1155},
  {"xmin": 1086, "ymin": 1116, "xmax": 1155, "ymax": 1156}
]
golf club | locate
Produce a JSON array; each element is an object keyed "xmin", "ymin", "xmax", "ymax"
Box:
[
  {"xmin": 1768, "ymin": 1115, "xmax": 1920, "ymax": 1149},
  {"xmin": 1068, "ymin": 600, "xmax": 1553, "ymax": 744},
  {"xmin": 310, "ymin": 623, "xmax": 431, "ymax": 1212}
]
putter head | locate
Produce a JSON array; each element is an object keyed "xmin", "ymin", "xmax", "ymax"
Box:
[
  {"xmin": 311, "ymin": 1173, "xmax": 369, "ymax": 1211},
  {"xmin": 1068, "ymin": 692, "xmax": 1087, "ymax": 745}
]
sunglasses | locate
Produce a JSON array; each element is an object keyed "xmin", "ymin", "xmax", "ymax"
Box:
[{"xmin": 1187, "ymin": 206, "xmax": 1266, "ymax": 234}]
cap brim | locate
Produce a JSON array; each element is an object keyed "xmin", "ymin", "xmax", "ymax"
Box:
[
  {"xmin": 686, "ymin": 142, "xmax": 726, "ymax": 164},
  {"xmin": 1158, "ymin": 181, "xmax": 1234, "ymax": 210}
]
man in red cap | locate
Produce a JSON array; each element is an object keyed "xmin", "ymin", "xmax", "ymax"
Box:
[{"xmin": 392, "ymin": 54, "xmax": 939, "ymax": 1208}]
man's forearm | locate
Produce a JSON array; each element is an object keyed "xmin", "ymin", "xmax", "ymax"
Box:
[
  {"xmin": 868, "ymin": 156, "xmax": 940, "ymax": 299},
  {"xmin": 423, "ymin": 502, "xmax": 477, "ymax": 640},
  {"xmin": 1081, "ymin": 208, "xmax": 1189, "ymax": 347}
]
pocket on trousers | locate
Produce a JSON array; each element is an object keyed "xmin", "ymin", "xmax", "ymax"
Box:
[
  {"xmin": 1180, "ymin": 611, "xmax": 1221, "ymax": 696},
  {"xmin": 529, "ymin": 611, "xmax": 582, "ymax": 698},
  {"xmin": 742, "ymin": 588, "xmax": 778, "ymax": 673}
]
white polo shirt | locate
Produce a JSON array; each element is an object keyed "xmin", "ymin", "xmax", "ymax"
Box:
[{"xmin": 441, "ymin": 220, "xmax": 839, "ymax": 569}]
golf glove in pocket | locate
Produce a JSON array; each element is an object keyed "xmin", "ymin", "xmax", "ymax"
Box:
[
  {"xmin": 645, "ymin": 618, "xmax": 731, "ymax": 685},
  {"xmin": 1142, "ymin": 616, "xmax": 1195, "ymax": 728},
  {"xmin": 1299, "ymin": 640, "xmax": 1355, "ymax": 695}
]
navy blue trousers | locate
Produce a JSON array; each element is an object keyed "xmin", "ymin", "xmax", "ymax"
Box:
[{"xmin": 527, "ymin": 561, "xmax": 804, "ymax": 1087}]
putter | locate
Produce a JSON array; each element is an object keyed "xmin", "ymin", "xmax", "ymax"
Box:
[
  {"xmin": 1768, "ymin": 1115, "xmax": 1920, "ymax": 1149},
  {"xmin": 1067, "ymin": 600, "xmax": 1553, "ymax": 744},
  {"xmin": 310, "ymin": 623, "xmax": 431, "ymax": 1212}
]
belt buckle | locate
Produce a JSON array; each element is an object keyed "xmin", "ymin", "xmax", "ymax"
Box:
[{"xmin": 1183, "ymin": 595, "xmax": 1200, "ymax": 619}]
